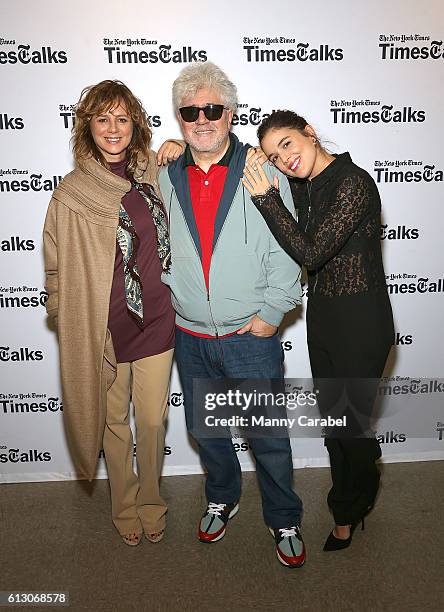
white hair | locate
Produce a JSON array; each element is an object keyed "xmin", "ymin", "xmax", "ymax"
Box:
[{"xmin": 172, "ymin": 62, "xmax": 238, "ymax": 112}]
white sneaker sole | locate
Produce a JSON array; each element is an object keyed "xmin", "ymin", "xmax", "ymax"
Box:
[{"xmin": 228, "ymin": 503, "xmax": 240, "ymax": 519}]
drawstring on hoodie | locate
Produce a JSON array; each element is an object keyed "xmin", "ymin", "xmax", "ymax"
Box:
[
  {"xmin": 167, "ymin": 189, "xmax": 174, "ymax": 263},
  {"xmin": 242, "ymin": 185, "xmax": 248, "ymax": 245},
  {"xmin": 168, "ymin": 189, "xmax": 173, "ymax": 226}
]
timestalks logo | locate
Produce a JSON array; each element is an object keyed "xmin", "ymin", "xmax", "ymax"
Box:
[
  {"xmin": 0, "ymin": 44, "xmax": 67, "ymax": 64},
  {"xmin": 168, "ymin": 392, "xmax": 184, "ymax": 407},
  {"xmin": 376, "ymin": 430, "xmax": 406, "ymax": 443},
  {"xmin": 300, "ymin": 282, "xmax": 309, "ymax": 299},
  {"xmin": 385, "ymin": 274, "xmax": 444, "ymax": 295},
  {"xmin": 99, "ymin": 444, "xmax": 171, "ymax": 458},
  {"xmin": 0, "ymin": 288, "xmax": 48, "ymax": 309},
  {"xmin": 59, "ymin": 104, "xmax": 75, "ymax": 129},
  {"xmin": 0, "ymin": 345, "xmax": 44, "ymax": 362},
  {"xmin": 379, "ymin": 37, "xmax": 444, "ymax": 60},
  {"xmin": 1, "ymin": 236, "xmax": 35, "ymax": 252},
  {"xmin": 60, "ymin": 104, "xmax": 161, "ymax": 129},
  {"xmin": 231, "ymin": 433, "xmax": 251, "ymax": 453},
  {"xmin": 104, "ymin": 44, "xmax": 207, "ymax": 64},
  {"xmin": 233, "ymin": 441, "xmax": 251, "ymax": 452},
  {"xmin": 281, "ymin": 340, "xmax": 293, "ymax": 352},
  {"xmin": 0, "ymin": 114, "xmax": 24, "ymax": 130},
  {"xmin": 394, "ymin": 332, "xmax": 413, "ymax": 346},
  {"xmin": 379, "ymin": 378, "xmax": 444, "ymax": 397},
  {"xmin": 381, "ymin": 225, "xmax": 419, "ymax": 240},
  {"xmin": 374, "ymin": 163, "xmax": 443, "ymax": 184},
  {"xmin": 330, "ymin": 104, "xmax": 425, "ymax": 124},
  {"xmin": 1, "ymin": 394, "xmax": 62, "ymax": 414},
  {"xmin": 0, "ymin": 447, "xmax": 52, "ymax": 463},
  {"xmin": 0, "ymin": 170, "xmax": 62, "ymax": 193},
  {"xmin": 232, "ymin": 105, "xmax": 275, "ymax": 127},
  {"xmin": 242, "ymin": 40, "xmax": 343, "ymax": 62}
]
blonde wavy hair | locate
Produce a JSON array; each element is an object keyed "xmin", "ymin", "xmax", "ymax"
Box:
[{"xmin": 72, "ymin": 80, "xmax": 152, "ymax": 176}]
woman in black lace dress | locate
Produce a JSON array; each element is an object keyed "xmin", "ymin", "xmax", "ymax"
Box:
[{"xmin": 242, "ymin": 110, "xmax": 394, "ymax": 551}]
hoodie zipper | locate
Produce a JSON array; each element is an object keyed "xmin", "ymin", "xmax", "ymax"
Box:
[
  {"xmin": 171, "ymin": 188, "xmax": 220, "ymax": 338},
  {"xmin": 212, "ymin": 182, "xmax": 242, "ymax": 255},
  {"xmin": 206, "ymin": 181, "xmax": 244, "ymax": 340}
]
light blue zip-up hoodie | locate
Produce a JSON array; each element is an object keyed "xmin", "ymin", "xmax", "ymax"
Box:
[{"xmin": 159, "ymin": 133, "xmax": 301, "ymax": 336}]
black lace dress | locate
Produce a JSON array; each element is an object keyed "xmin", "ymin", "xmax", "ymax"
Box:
[
  {"xmin": 252, "ymin": 152, "xmax": 395, "ymax": 524},
  {"xmin": 253, "ymin": 153, "xmax": 388, "ymax": 297},
  {"xmin": 252, "ymin": 152, "xmax": 394, "ymax": 375}
]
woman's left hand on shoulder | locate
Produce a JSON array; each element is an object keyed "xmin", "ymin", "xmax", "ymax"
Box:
[{"xmin": 243, "ymin": 147, "xmax": 278, "ymax": 196}]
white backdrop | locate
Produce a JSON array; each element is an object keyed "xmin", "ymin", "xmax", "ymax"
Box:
[{"xmin": 1, "ymin": 0, "xmax": 443, "ymax": 482}]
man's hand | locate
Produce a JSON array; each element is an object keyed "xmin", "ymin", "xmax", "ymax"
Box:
[
  {"xmin": 156, "ymin": 139, "xmax": 185, "ymax": 166},
  {"xmin": 237, "ymin": 315, "xmax": 277, "ymax": 337}
]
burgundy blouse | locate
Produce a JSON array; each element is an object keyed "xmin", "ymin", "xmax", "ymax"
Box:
[{"xmin": 107, "ymin": 159, "xmax": 175, "ymax": 363}]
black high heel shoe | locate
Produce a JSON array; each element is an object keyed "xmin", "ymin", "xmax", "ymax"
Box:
[{"xmin": 323, "ymin": 516, "xmax": 365, "ymax": 552}]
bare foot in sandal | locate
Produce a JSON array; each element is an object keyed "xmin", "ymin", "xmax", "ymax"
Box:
[
  {"xmin": 145, "ymin": 529, "xmax": 165, "ymax": 543},
  {"xmin": 122, "ymin": 532, "xmax": 142, "ymax": 546}
]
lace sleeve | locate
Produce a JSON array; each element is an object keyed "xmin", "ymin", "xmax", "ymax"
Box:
[{"xmin": 252, "ymin": 175, "xmax": 372, "ymax": 270}]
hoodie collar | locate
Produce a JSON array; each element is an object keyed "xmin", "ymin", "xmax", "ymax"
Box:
[
  {"xmin": 167, "ymin": 132, "xmax": 250, "ymax": 258},
  {"xmin": 183, "ymin": 134, "xmax": 235, "ymax": 168}
]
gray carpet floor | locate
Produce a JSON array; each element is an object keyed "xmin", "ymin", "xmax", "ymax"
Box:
[{"xmin": 1, "ymin": 461, "xmax": 443, "ymax": 612}]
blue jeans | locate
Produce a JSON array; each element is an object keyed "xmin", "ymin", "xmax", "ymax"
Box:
[{"xmin": 175, "ymin": 328, "xmax": 303, "ymax": 528}]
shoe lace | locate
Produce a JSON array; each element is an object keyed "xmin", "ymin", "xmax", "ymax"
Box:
[
  {"xmin": 207, "ymin": 502, "xmax": 226, "ymax": 516},
  {"xmin": 279, "ymin": 527, "xmax": 299, "ymax": 538}
]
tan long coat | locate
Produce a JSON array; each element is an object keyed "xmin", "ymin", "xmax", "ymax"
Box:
[{"xmin": 43, "ymin": 153, "xmax": 161, "ymax": 480}]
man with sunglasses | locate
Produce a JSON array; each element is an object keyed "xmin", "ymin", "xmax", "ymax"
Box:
[{"xmin": 159, "ymin": 62, "xmax": 305, "ymax": 568}]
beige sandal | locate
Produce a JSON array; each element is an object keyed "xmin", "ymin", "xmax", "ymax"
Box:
[
  {"xmin": 122, "ymin": 532, "xmax": 142, "ymax": 546},
  {"xmin": 145, "ymin": 529, "xmax": 165, "ymax": 543}
]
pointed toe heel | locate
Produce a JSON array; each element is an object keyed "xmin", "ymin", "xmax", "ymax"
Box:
[
  {"xmin": 323, "ymin": 517, "xmax": 364, "ymax": 552},
  {"xmin": 323, "ymin": 530, "xmax": 351, "ymax": 551}
]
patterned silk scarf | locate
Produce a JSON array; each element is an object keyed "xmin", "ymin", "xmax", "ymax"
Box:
[{"xmin": 116, "ymin": 181, "xmax": 171, "ymax": 328}]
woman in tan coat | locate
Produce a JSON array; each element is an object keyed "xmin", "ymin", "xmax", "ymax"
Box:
[{"xmin": 43, "ymin": 80, "xmax": 182, "ymax": 546}]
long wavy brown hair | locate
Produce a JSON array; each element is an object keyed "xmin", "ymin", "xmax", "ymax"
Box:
[{"xmin": 72, "ymin": 80, "xmax": 152, "ymax": 176}]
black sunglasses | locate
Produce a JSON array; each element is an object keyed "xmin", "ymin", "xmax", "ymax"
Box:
[{"xmin": 179, "ymin": 104, "xmax": 227, "ymax": 122}]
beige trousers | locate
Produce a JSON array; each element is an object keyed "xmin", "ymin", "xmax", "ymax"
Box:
[{"xmin": 103, "ymin": 348, "xmax": 174, "ymax": 536}]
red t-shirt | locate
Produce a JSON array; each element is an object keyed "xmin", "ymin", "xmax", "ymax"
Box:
[
  {"xmin": 187, "ymin": 163, "xmax": 228, "ymax": 290},
  {"xmin": 176, "ymin": 142, "xmax": 240, "ymax": 339}
]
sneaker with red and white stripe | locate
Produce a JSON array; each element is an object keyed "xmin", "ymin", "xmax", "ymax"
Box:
[
  {"xmin": 198, "ymin": 502, "xmax": 239, "ymax": 543},
  {"xmin": 269, "ymin": 525, "xmax": 306, "ymax": 568}
]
